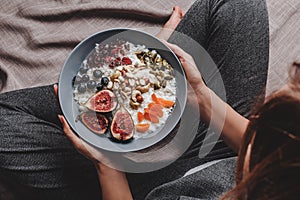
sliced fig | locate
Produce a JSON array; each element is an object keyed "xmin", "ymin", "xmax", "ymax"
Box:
[
  {"xmin": 111, "ymin": 106, "xmax": 134, "ymax": 141},
  {"xmin": 80, "ymin": 112, "xmax": 109, "ymax": 134},
  {"xmin": 85, "ymin": 90, "xmax": 118, "ymax": 112}
]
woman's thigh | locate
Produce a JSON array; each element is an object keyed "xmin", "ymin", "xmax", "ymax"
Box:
[
  {"xmin": 170, "ymin": 0, "xmax": 269, "ymax": 114},
  {"xmin": 0, "ymin": 85, "xmax": 100, "ymax": 200}
]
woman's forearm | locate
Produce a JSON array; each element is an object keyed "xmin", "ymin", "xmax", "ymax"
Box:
[
  {"xmin": 95, "ymin": 163, "xmax": 133, "ymax": 200},
  {"xmin": 196, "ymin": 86, "xmax": 249, "ymax": 152}
]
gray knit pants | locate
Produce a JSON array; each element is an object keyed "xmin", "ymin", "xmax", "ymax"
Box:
[{"xmin": 0, "ymin": 0, "xmax": 269, "ymax": 199}]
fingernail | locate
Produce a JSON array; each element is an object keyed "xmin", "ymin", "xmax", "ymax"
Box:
[{"xmin": 58, "ymin": 115, "xmax": 63, "ymax": 123}]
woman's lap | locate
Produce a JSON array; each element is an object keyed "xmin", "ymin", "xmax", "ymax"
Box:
[
  {"xmin": 0, "ymin": 0, "xmax": 269, "ymax": 199},
  {"xmin": 0, "ymin": 86, "xmax": 101, "ymax": 199}
]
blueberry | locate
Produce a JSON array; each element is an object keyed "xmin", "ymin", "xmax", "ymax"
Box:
[
  {"xmin": 87, "ymin": 80, "xmax": 96, "ymax": 89},
  {"xmin": 79, "ymin": 65, "xmax": 89, "ymax": 74},
  {"xmin": 101, "ymin": 77, "xmax": 109, "ymax": 86},
  {"xmin": 96, "ymin": 83, "xmax": 103, "ymax": 91},
  {"xmin": 81, "ymin": 74, "xmax": 90, "ymax": 82},
  {"xmin": 73, "ymin": 76, "xmax": 82, "ymax": 84},
  {"xmin": 77, "ymin": 83, "xmax": 86, "ymax": 93},
  {"xmin": 93, "ymin": 70, "xmax": 102, "ymax": 78}
]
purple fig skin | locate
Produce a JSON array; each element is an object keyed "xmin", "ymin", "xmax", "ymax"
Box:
[
  {"xmin": 85, "ymin": 90, "xmax": 118, "ymax": 113},
  {"xmin": 111, "ymin": 106, "xmax": 134, "ymax": 141},
  {"xmin": 81, "ymin": 112, "xmax": 109, "ymax": 134}
]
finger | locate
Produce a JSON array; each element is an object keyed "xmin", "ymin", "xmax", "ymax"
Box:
[
  {"xmin": 53, "ymin": 84, "xmax": 59, "ymax": 102},
  {"xmin": 58, "ymin": 115, "xmax": 83, "ymax": 147},
  {"xmin": 163, "ymin": 41, "xmax": 199, "ymax": 74},
  {"xmin": 54, "ymin": 84, "xmax": 58, "ymax": 97},
  {"xmin": 163, "ymin": 41, "xmax": 190, "ymax": 59}
]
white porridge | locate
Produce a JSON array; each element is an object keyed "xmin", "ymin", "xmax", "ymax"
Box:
[{"xmin": 73, "ymin": 39, "xmax": 176, "ymax": 141}]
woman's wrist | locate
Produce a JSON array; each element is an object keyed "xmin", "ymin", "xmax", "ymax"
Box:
[
  {"xmin": 195, "ymin": 84, "xmax": 212, "ymax": 123},
  {"xmin": 94, "ymin": 162, "xmax": 133, "ymax": 200},
  {"xmin": 94, "ymin": 162, "xmax": 117, "ymax": 175}
]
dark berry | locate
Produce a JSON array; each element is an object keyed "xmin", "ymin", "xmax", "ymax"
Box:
[
  {"xmin": 87, "ymin": 80, "xmax": 97, "ymax": 89},
  {"xmin": 77, "ymin": 83, "xmax": 86, "ymax": 93},
  {"xmin": 109, "ymin": 61, "xmax": 115, "ymax": 68},
  {"xmin": 73, "ymin": 75, "xmax": 82, "ymax": 85},
  {"xmin": 101, "ymin": 77, "xmax": 109, "ymax": 86},
  {"xmin": 79, "ymin": 65, "xmax": 89, "ymax": 74},
  {"xmin": 98, "ymin": 44, "xmax": 104, "ymax": 50},
  {"xmin": 93, "ymin": 70, "xmax": 102, "ymax": 78},
  {"xmin": 122, "ymin": 57, "xmax": 132, "ymax": 65},
  {"xmin": 114, "ymin": 57, "xmax": 121, "ymax": 66},
  {"xmin": 96, "ymin": 83, "xmax": 104, "ymax": 91},
  {"xmin": 81, "ymin": 74, "xmax": 90, "ymax": 82}
]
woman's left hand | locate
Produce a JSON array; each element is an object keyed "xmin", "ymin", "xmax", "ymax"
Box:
[
  {"xmin": 54, "ymin": 84, "xmax": 110, "ymax": 167},
  {"xmin": 58, "ymin": 114, "xmax": 106, "ymax": 165},
  {"xmin": 54, "ymin": 85, "xmax": 133, "ymax": 200}
]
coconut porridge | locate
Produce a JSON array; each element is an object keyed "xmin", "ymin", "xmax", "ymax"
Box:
[{"xmin": 73, "ymin": 39, "xmax": 176, "ymax": 142}]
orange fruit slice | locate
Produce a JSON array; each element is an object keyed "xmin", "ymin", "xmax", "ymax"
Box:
[
  {"xmin": 151, "ymin": 93, "xmax": 175, "ymax": 108},
  {"xmin": 136, "ymin": 123, "xmax": 150, "ymax": 133},
  {"xmin": 157, "ymin": 98, "xmax": 175, "ymax": 108},
  {"xmin": 149, "ymin": 104, "xmax": 163, "ymax": 117},
  {"xmin": 137, "ymin": 111, "xmax": 144, "ymax": 122},
  {"xmin": 144, "ymin": 112, "xmax": 159, "ymax": 123}
]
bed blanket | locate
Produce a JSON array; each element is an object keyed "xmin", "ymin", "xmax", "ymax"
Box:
[{"xmin": 0, "ymin": 0, "xmax": 194, "ymax": 93}]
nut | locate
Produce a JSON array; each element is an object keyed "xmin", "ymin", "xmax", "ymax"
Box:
[
  {"xmin": 107, "ymin": 81, "xmax": 113, "ymax": 89},
  {"xmin": 164, "ymin": 75, "xmax": 174, "ymax": 80},
  {"xmin": 129, "ymin": 79, "xmax": 135, "ymax": 87},
  {"xmin": 139, "ymin": 79, "xmax": 146, "ymax": 86},
  {"xmin": 131, "ymin": 90, "xmax": 142, "ymax": 102},
  {"xmin": 136, "ymin": 83, "xmax": 151, "ymax": 93},
  {"xmin": 162, "ymin": 80, "xmax": 167, "ymax": 88},
  {"xmin": 153, "ymin": 81, "xmax": 161, "ymax": 90},
  {"xmin": 118, "ymin": 76, "xmax": 125, "ymax": 82},
  {"xmin": 130, "ymin": 100, "xmax": 140, "ymax": 110},
  {"xmin": 110, "ymin": 71, "xmax": 121, "ymax": 82},
  {"xmin": 113, "ymin": 82, "xmax": 120, "ymax": 90}
]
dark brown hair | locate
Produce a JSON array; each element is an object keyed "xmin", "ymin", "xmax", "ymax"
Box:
[{"xmin": 222, "ymin": 62, "xmax": 300, "ymax": 200}]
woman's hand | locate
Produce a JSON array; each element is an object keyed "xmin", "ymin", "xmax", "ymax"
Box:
[
  {"xmin": 165, "ymin": 42, "xmax": 206, "ymax": 92},
  {"xmin": 54, "ymin": 84, "xmax": 133, "ymax": 200},
  {"xmin": 164, "ymin": 42, "xmax": 249, "ymax": 152},
  {"xmin": 54, "ymin": 84, "xmax": 105, "ymax": 166},
  {"xmin": 58, "ymin": 114, "xmax": 106, "ymax": 165},
  {"xmin": 164, "ymin": 42, "xmax": 212, "ymax": 122}
]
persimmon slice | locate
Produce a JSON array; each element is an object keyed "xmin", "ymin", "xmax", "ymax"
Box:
[
  {"xmin": 137, "ymin": 111, "xmax": 144, "ymax": 122},
  {"xmin": 151, "ymin": 93, "xmax": 175, "ymax": 108},
  {"xmin": 136, "ymin": 123, "xmax": 150, "ymax": 133}
]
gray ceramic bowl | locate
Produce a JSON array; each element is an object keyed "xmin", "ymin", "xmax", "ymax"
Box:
[{"xmin": 59, "ymin": 28, "xmax": 187, "ymax": 152}]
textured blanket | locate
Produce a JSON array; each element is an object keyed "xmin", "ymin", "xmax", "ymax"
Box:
[
  {"xmin": 0, "ymin": 0, "xmax": 194, "ymax": 93},
  {"xmin": 1, "ymin": 0, "xmax": 300, "ymax": 95},
  {"xmin": 266, "ymin": 0, "xmax": 300, "ymax": 95}
]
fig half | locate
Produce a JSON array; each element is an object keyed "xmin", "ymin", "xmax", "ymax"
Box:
[
  {"xmin": 111, "ymin": 106, "xmax": 134, "ymax": 141},
  {"xmin": 85, "ymin": 90, "xmax": 117, "ymax": 112},
  {"xmin": 80, "ymin": 112, "xmax": 109, "ymax": 134}
]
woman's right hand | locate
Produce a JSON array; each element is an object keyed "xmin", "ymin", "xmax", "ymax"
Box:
[
  {"xmin": 165, "ymin": 42, "xmax": 206, "ymax": 92},
  {"xmin": 164, "ymin": 42, "xmax": 212, "ymax": 122},
  {"xmin": 165, "ymin": 42, "xmax": 249, "ymax": 152}
]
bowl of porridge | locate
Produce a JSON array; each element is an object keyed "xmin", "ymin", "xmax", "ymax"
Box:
[{"xmin": 59, "ymin": 28, "xmax": 187, "ymax": 152}]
